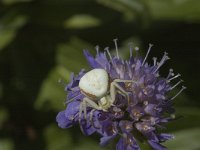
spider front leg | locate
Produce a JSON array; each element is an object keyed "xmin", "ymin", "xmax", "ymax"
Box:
[
  {"xmin": 89, "ymin": 109, "xmax": 101, "ymax": 129},
  {"xmin": 79, "ymin": 97, "xmax": 101, "ymax": 120},
  {"xmin": 110, "ymin": 79, "xmax": 136, "ymax": 104},
  {"xmin": 79, "ymin": 97, "xmax": 101, "ymax": 131}
]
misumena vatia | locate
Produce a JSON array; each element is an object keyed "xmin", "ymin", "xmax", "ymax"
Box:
[{"xmin": 77, "ymin": 68, "xmax": 136, "ymax": 123}]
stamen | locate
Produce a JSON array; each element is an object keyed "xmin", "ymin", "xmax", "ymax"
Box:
[
  {"xmin": 170, "ymin": 80, "xmax": 183, "ymax": 90},
  {"xmin": 95, "ymin": 45, "xmax": 99, "ymax": 54},
  {"xmin": 170, "ymin": 114, "xmax": 176, "ymax": 119},
  {"xmin": 170, "ymin": 86, "xmax": 186, "ymax": 100},
  {"xmin": 154, "ymin": 52, "xmax": 170, "ymax": 73},
  {"xmin": 135, "ymin": 46, "xmax": 139, "ymax": 51},
  {"xmin": 105, "ymin": 47, "xmax": 112, "ymax": 60},
  {"xmin": 143, "ymin": 101, "xmax": 148, "ymax": 105},
  {"xmin": 152, "ymin": 57, "xmax": 157, "ymax": 66},
  {"xmin": 168, "ymin": 73, "xmax": 181, "ymax": 82},
  {"xmin": 135, "ymin": 46, "xmax": 139, "ymax": 57},
  {"xmin": 65, "ymin": 93, "xmax": 81, "ymax": 104},
  {"xmin": 128, "ymin": 42, "xmax": 133, "ymax": 57},
  {"xmin": 142, "ymin": 43, "xmax": 153, "ymax": 66},
  {"xmin": 166, "ymin": 68, "xmax": 174, "ymax": 79},
  {"xmin": 113, "ymin": 38, "xmax": 119, "ymax": 59}
]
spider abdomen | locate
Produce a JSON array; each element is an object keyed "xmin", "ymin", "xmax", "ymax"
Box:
[{"xmin": 79, "ymin": 69, "xmax": 109, "ymax": 99}]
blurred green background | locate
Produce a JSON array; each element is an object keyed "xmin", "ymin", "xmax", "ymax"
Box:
[{"xmin": 0, "ymin": 0, "xmax": 200, "ymax": 150}]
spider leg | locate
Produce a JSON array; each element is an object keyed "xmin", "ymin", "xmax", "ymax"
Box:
[
  {"xmin": 81, "ymin": 97, "xmax": 102, "ymax": 122},
  {"xmin": 112, "ymin": 79, "xmax": 137, "ymax": 104},
  {"xmin": 83, "ymin": 99, "xmax": 87, "ymax": 119},
  {"xmin": 66, "ymin": 93, "xmax": 82, "ymax": 104},
  {"xmin": 113, "ymin": 79, "xmax": 137, "ymax": 84},
  {"xmin": 79, "ymin": 101, "xmax": 85, "ymax": 133},
  {"xmin": 83, "ymin": 97, "xmax": 101, "ymax": 110},
  {"xmin": 90, "ymin": 109, "xmax": 100, "ymax": 129},
  {"xmin": 110, "ymin": 81, "xmax": 132, "ymax": 104}
]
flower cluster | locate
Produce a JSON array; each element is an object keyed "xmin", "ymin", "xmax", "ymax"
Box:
[{"xmin": 56, "ymin": 39, "xmax": 185, "ymax": 150}]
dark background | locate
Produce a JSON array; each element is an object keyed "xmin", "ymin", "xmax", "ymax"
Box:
[{"xmin": 0, "ymin": 0, "xmax": 200, "ymax": 150}]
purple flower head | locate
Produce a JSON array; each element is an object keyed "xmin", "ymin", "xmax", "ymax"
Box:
[{"xmin": 56, "ymin": 39, "xmax": 185, "ymax": 150}]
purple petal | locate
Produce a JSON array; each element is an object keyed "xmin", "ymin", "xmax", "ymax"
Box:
[
  {"xmin": 119, "ymin": 120, "xmax": 133, "ymax": 133},
  {"xmin": 84, "ymin": 50, "xmax": 102, "ymax": 68},
  {"xmin": 56, "ymin": 111, "xmax": 72, "ymax": 128},
  {"xmin": 148, "ymin": 140, "xmax": 167, "ymax": 150},
  {"xmin": 158, "ymin": 133, "xmax": 174, "ymax": 142},
  {"xmin": 65, "ymin": 101, "xmax": 80, "ymax": 120},
  {"xmin": 116, "ymin": 133, "xmax": 140, "ymax": 150},
  {"xmin": 79, "ymin": 119, "xmax": 96, "ymax": 135},
  {"xmin": 100, "ymin": 134, "xmax": 117, "ymax": 146}
]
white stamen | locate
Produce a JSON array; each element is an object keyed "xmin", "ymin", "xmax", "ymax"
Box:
[
  {"xmin": 113, "ymin": 38, "xmax": 119, "ymax": 59},
  {"xmin": 135, "ymin": 46, "xmax": 139, "ymax": 51},
  {"xmin": 154, "ymin": 52, "xmax": 170, "ymax": 73},
  {"xmin": 143, "ymin": 101, "xmax": 148, "ymax": 105},
  {"xmin": 168, "ymin": 73, "xmax": 181, "ymax": 82},
  {"xmin": 95, "ymin": 45, "xmax": 99, "ymax": 54},
  {"xmin": 167, "ymin": 68, "xmax": 174, "ymax": 79},
  {"xmin": 135, "ymin": 46, "xmax": 139, "ymax": 57},
  {"xmin": 142, "ymin": 43, "xmax": 153, "ymax": 66},
  {"xmin": 153, "ymin": 57, "xmax": 157, "ymax": 66},
  {"xmin": 170, "ymin": 86, "xmax": 186, "ymax": 100},
  {"xmin": 170, "ymin": 80, "xmax": 183, "ymax": 90},
  {"xmin": 170, "ymin": 114, "xmax": 176, "ymax": 119},
  {"xmin": 105, "ymin": 47, "xmax": 112, "ymax": 60},
  {"xmin": 128, "ymin": 42, "xmax": 133, "ymax": 57}
]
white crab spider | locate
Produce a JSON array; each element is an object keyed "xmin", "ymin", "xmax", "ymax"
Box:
[{"xmin": 78, "ymin": 68, "xmax": 136, "ymax": 122}]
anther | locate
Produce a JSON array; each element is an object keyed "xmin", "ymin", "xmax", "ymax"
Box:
[
  {"xmin": 143, "ymin": 101, "xmax": 148, "ymax": 105},
  {"xmin": 113, "ymin": 38, "xmax": 119, "ymax": 59},
  {"xmin": 170, "ymin": 86, "xmax": 186, "ymax": 100},
  {"xmin": 167, "ymin": 68, "xmax": 174, "ymax": 79},
  {"xmin": 142, "ymin": 43, "xmax": 153, "ymax": 66},
  {"xmin": 154, "ymin": 52, "xmax": 170, "ymax": 73},
  {"xmin": 168, "ymin": 73, "xmax": 181, "ymax": 82},
  {"xmin": 170, "ymin": 80, "xmax": 183, "ymax": 90},
  {"xmin": 170, "ymin": 114, "xmax": 176, "ymax": 119},
  {"xmin": 135, "ymin": 46, "xmax": 139, "ymax": 51},
  {"xmin": 143, "ymin": 125, "xmax": 150, "ymax": 131}
]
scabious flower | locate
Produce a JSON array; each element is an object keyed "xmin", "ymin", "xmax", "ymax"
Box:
[{"xmin": 56, "ymin": 39, "xmax": 185, "ymax": 150}]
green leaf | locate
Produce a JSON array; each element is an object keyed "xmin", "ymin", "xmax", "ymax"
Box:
[
  {"xmin": 56, "ymin": 37, "xmax": 93, "ymax": 72},
  {"xmin": 0, "ymin": 14, "xmax": 27, "ymax": 50},
  {"xmin": 73, "ymin": 138, "xmax": 104, "ymax": 150},
  {"xmin": 35, "ymin": 66, "xmax": 70, "ymax": 111},
  {"xmin": 167, "ymin": 107, "xmax": 200, "ymax": 131},
  {"xmin": 0, "ymin": 139, "xmax": 14, "ymax": 150},
  {"xmin": 35, "ymin": 37, "xmax": 93, "ymax": 110},
  {"xmin": 44, "ymin": 124, "xmax": 72, "ymax": 150},
  {"xmin": 145, "ymin": 0, "xmax": 200, "ymax": 22},
  {"xmin": 165, "ymin": 128, "xmax": 200, "ymax": 150},
  {"xmin": 64, "ymin": 14, "xmax": 101, "ymax": 29},
  {"xmin": 97, "ymin": 0, "xmax": 147, "ymax": 21}
]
